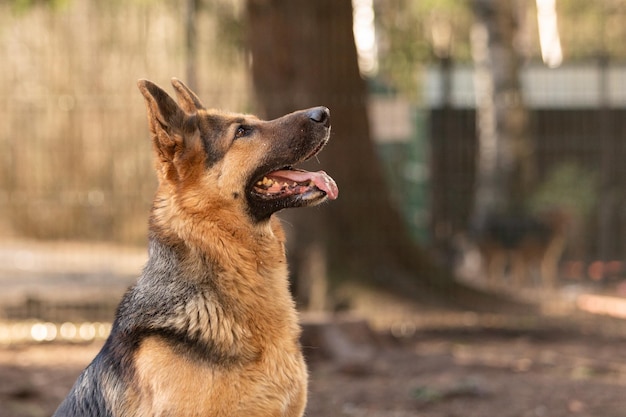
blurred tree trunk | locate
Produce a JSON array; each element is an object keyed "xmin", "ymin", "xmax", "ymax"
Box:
[
  {"xmin": 245, "ymin": 0, "xmax": 521, "ymax": 310},
  {"xmin": 470, "ymin": 0, "xmax": 533, "ymax": 231}
]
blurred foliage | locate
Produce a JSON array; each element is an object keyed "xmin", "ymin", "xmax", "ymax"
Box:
[
  {"xmin": 9, "ymin": 0, "xmax": 626, "ymax": 96},
  {"xmin": 374, "ymin": 0, "xmax": 471, "ymax": 98},
  {"xmin": 5, "ymin": 0, "xmax": 245, "ymax": 62},
  {"xmin": 5, "ymin": 0, "xmax": 70, "ymax": 13},
  {"xmin": 557, "ymin": 0, "xmax": 626, "ymax": 60},
  {"xmin": 201, "ymin": 0, "xmax": 245, "ymax": 65},
  {"xmin": 373, "ymin": 0, "xmax": 626, "ymax": 97},
  {"xmin": 529, "ymin": 162, "xmax": 598, "ymax": 219}
]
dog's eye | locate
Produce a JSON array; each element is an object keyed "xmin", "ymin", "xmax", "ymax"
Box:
[{"xmin": 234, "ymin": 125, "xmax": 253, "ymax": 139}]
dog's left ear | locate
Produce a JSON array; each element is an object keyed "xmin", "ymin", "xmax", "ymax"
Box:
[
  {"xmin": 138, "ymin": 79, "xmax": 189, "ymax": 180},
  {"xmin": 171, "ymin": 78, "xmax": 206, "ymax": 113}
]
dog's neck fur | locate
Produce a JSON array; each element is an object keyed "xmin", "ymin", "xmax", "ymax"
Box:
[
  {"xmin": 135, "ymin": 200, "xmax": 300, "ymax": 363},
  {"xmin": 149, "ymin": 188, "xmax": 289, "ymax": 284}
]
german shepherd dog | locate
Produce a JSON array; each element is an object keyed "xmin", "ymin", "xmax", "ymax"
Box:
[
  {"xmin": 53, "ymin": 78, "xmax": 338, "ymax": 417},
  {"xmin": 477, "ymin": 209, "xmax": 569, "ymax": 290}
]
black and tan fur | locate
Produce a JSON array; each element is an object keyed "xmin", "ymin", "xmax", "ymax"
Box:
[
  {"xmin": 53, "ymin": 78, "xmax": 337, "ymax": 417},
  {"xmin": 478, "ymin": 209, "xmax": 569, "ymax": 290}
]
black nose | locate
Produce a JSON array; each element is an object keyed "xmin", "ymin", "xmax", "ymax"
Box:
[{"xmin": 307, "ymin": 106, "xmax": 330, "ymax": 127}]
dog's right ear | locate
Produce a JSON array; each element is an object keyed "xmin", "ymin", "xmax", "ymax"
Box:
[
  {"xmin": 171, "ymin": 78, "xmax": 206, "ymax": 113},
  {"xmin": 138, "ymin": 79, "xmax": 189, "ymax": 180}
]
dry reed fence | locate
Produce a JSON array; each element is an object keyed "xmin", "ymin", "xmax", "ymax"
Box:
[{"xmin": 0, "ymin": 0, "xmax": 249, "ymax": 244}]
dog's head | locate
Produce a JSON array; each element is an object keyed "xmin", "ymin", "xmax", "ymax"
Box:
[{"xmin": 137, "ymin": 78, "xmax": 338, "ymax": 225}]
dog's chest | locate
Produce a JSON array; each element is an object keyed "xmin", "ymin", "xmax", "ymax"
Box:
[{"xmin": 131, "ymin": 336, "xmax": 307, "ymax": 417}]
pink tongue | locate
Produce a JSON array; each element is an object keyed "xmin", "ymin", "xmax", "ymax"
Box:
[{"xmin": 269, "ymin": 170, "xmax": 338, "ymax": 200}]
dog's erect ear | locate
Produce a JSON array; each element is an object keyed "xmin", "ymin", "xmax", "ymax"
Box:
[
  {"xmin": 137, "ymin": 80, "xmax": 189, "ymax": 172},
  {"xmin": 171, "ymin": 78, "xmax": 206, "ymax": 113}
]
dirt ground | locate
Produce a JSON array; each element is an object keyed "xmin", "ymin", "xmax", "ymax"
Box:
[
  {"xmin": 2, "ymin": 322, "xmax": 626, "ymax": 417},
  {"xmin": 1, "ymin": 241, "xmax": 626, "ymax": 416}
]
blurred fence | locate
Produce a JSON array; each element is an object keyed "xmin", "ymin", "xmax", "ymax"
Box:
[
  {"xmin": 0, "ymin": 1, "xmax": 251, "ymax": 325},
  {"xmin": 431, "ymin": 108, "xmax": 626, "ymax": 262},
  {"xmin": 0, "ymin": 1, "xmax": 249, "ymax": 244},
  {"xmin": 2, "ymin": 1, "xmax": 626, "ymax": 326},
  {"xmin": 428, "ymin": 62, "xmax": 626, "ymax": 278}
]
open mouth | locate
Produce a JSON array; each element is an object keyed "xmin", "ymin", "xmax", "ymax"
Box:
[
  {"xmin": 245, "ymin": 107, "xmax": 337, "ymax": 220},
  {"xmin": 252, "ymin": 167, "xmax": 338, "ymax": 201}
]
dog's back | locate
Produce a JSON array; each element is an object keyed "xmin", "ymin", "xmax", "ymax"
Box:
[{"xmin": 53, "ymin": 79, "xmax": 337, "ymax": 417}]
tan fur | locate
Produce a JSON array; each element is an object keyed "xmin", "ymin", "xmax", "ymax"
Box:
[
  {"xmin": 135, "ymin": 104, "xmax": 306, "ymax": 415},
  {"xmin": 131, "ymin": 336, "xmax": 307, "ymax": 417}
]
